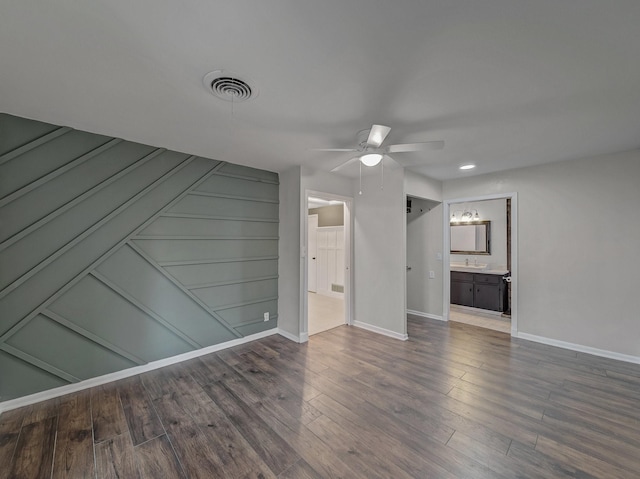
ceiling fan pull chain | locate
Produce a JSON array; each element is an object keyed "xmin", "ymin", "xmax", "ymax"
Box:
[
  {"xmin": 359, "ymin": 161, "xmax": 363, "ymax": 195},
  {"xmin": 380, "ymin": 157, "xmax": 384, "ymax": 190}
]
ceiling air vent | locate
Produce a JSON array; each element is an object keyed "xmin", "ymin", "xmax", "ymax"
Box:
[{"xmin": 203, "ymin": 70, "xmax": 257, "ymax": 102}]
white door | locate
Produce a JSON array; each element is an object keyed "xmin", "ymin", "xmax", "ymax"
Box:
[
  {"xmin": 308, "ymin": 214, "xmax": 318, "ymax": 292},
  {"xmin": 316, "ymin": 226, "xmax": 345, "ymax": 297}
]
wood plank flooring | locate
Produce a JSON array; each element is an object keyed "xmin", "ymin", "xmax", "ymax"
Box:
[{"xmin": 1, "ymin": 317, "xmax": 640, "ymax": 478}]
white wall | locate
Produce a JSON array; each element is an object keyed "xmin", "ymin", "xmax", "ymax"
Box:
[
  {"xmin": 404, "ymin": 170, "xmax": 442, "ymax": 201},
  {"xmin": 450, "ymin": 198, "xmax": 507, "ymax": 269},
  {"xmin": 277, "ymin": 166, "xmax": 301, "ymax": 338},
  {"xmin": 353, "ymin": 167, "xmax": 407, "ymax": 337},
  {"xmin": 443, "ymin": 149, "xmax": 640, "ymax": 358}
]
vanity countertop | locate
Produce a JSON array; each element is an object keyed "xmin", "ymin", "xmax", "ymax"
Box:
[{"xmin": 450, "ymin": 264, "xmax": 509, "ymax": 275}]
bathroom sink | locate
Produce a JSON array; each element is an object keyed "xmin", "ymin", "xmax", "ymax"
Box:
[{"xmin": 450, "ymin": 262, "xmax": 487, "ymax": 271}]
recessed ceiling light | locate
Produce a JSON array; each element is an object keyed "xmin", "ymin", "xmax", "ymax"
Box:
[{"xmin": 459, "ymin": 164, "xmax": 476, "ymax": 170}]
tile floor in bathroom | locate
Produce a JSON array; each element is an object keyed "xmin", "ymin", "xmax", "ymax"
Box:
[{"xmin": 449, "ymin": 304, "xmax": 511, "ymax": 333}]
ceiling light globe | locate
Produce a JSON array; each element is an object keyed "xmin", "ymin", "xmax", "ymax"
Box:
[{"xmin": 361, "ymin": 153, "xmax": 383, "ymax": 167}]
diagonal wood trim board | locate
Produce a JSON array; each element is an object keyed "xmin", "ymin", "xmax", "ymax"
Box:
[{"xmin": 0, "ymin": 328, "xmax": 280, "ymax": 414}]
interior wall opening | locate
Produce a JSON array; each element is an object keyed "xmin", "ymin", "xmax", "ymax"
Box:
[
  {"xmin": 405, "ymin": 195, "xmax": 443, "ymax": 324},
  {"xmin": 446, "ymin": 195, "xmax": 515, "ymax": 334},
  {"xmin": 306, "ymin": 194, "xmax": 348, "ymax": 336}
]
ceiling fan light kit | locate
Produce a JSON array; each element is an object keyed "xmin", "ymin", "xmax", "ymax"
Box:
[{"xmin": 360, "ymin": 153, "xmax": 383, "ymax": 166}]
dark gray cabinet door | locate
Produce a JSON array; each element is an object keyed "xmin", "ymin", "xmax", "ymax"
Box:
[
  {"xmin": 451, "ymin": 280, "xmax": 474, "ymax": 307},
  {"xmin": 474, "ymin": 283, "xmax": 504, "ymax": 311}
]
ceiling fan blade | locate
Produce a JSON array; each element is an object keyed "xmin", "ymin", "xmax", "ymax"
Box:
[
  {"xmin": 330, "ymin": 157, "xmax": 360, "ymax": 172},
  {"xmin": 390, "ymin": 155, "xmax": 444, "ymax": 167},
  {"xmin": 311, "ymin": 148, "xmax": 359, "ymax": 152},
  {"xmin": 386, "ymin": 141, "xmax": 445, "ymax": 153},
  {"xmin": 367, "ymin": 125, "xmax": 391, "ymax": 147}
]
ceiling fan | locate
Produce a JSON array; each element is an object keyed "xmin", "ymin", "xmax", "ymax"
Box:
[{"xmin": 314, "ymin": 124, "xmax": 444, "ymax": 172}]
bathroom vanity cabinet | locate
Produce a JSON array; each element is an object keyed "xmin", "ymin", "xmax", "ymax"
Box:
[{"xmin": 451, "ymin": 271, "xmax": 507, "ymax": 312}]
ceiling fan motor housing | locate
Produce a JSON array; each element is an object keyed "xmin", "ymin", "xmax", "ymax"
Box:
[{"xmin": 356, "ymin": 128, "xmax": 372, "ymax": 149}]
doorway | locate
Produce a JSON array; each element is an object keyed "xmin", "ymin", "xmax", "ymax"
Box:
[
  {"xmin": 405, "ymin": 195, "xmax": 443, "ymax": 321},
  {"xmin": 444, "ymin": 193, "xmax": 518, "ymax": 336},
  {"xmin": 305, "ymin": 191, "xmax": 352, "ymax": 336}
]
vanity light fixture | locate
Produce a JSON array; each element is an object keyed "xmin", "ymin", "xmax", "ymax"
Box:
[{"xmin": 450, "ymin": 208, "xmax": 480, "ymax": 223}]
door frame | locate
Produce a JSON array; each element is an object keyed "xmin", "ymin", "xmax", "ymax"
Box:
[
  {"xmin": 302, "ymin": 189, "xmax": 353, "ymax": 341},
  {"xmin": 307, "ymin": 214, "xmax": 318, "ymax": 293},
  {"xmin": 443, "ymin": 192, "xmax": 518, "ymax": 336}
]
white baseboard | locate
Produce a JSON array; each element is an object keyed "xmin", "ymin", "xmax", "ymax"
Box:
[
  {"xmin": 352, "ymin": 321, "xmax": 408, "ymax": 341},
  {"xmin": 277, "ymin": 328, "xmax": 309, "ymax": 343},
  {"xmin": 517, "ymin": 332, "xmax": 640, "ymax": 365},
  {"xmin": 407, "ymin": 310, "xmax": 445, "ymax": 321},
  {"xmin": 0, "ymin": 327, "xmax": 279, "ymax": 414}
]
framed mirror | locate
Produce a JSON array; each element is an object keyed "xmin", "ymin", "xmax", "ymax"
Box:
[{"xmin": 450, "ymin": 221, "xmax": 491, "ymax": 255}]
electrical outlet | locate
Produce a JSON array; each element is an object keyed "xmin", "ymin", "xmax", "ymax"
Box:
[
  {"xmin": 263, "ymin": 312, "xmax": 270, "ymax": 322},
  {"xmin": 429, "ymin": 271, "xmax": 435, "ymax": 279}
]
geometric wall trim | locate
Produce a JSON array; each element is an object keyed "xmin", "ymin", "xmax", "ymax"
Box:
[{"xmin": 0, "ymin": 113, "xmax": 278, "ymax": 401}]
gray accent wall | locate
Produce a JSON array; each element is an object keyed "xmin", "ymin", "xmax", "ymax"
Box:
[{"xmin": 0, "ymin": 113, "xmax": 279, "ymax": 401}]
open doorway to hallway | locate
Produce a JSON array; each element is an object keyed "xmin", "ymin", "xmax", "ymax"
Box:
[{"xmin": 307, "ymin": 194, "xmax": 348, "ymax": 335}]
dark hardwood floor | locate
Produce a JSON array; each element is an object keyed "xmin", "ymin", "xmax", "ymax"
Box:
[{"xmin": 2, "ymin": 316, "xmax": 640, "ymax": 478}]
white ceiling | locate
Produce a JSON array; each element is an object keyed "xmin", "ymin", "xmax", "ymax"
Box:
[{"xmin": 2, "ymin": 1, "xmax": 640, "ymax": 180}]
